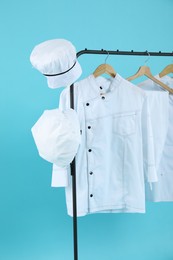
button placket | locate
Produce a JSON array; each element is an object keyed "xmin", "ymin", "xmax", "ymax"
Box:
[
  {"xmin": 99, "ymin": 86, "xmax": 105, "ymax": 96},
  {"xmin": 86, "ymin": 102, "xmax": 93, "ymax": 155},
  {"xmin": 87, "ymin": 140, "xmax": 94, "ymax": 201},
  {"xmin": 85, "ymin": 101, "xmax": 94, "ymax": 203}
]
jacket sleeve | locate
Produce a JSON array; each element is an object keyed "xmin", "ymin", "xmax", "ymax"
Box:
[
  {"xmin": 51, "ymin": 86, "xmax": 78, "ymax": 188},
  {"xmin": 142, "ymin": 95, "xmax": 158, "ymax": 186},
  {"xmin": 31, "ymin": 85, "xmax": 80, "ymax": 188}
]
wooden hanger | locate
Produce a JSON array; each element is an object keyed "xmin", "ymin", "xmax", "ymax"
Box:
[
  {"xmin": 127, "ymin": 65, "xmax": 173, "ymax": 94},
  {"xmin": 159, "ymin": 64, "xmax": 173, "ymax": 77},
  {"xmin": 93, "ymin": 51, "xmax": 116, "ymax": 78},
  {"xmin": 93, "ymin": 63, "xmax": 116, "ymax": 78}
]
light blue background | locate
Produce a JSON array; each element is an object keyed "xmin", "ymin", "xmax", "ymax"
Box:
[{"xmin": 1, "ymin": 0, "xmax": 173, "ymax": 259}]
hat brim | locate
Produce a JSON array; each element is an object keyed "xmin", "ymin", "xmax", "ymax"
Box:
[{"xmin": 46, "ymin": 60, "xmax": 82, "ymax": 89}]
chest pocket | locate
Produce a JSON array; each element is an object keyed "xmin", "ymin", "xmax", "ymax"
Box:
[{"xmin": 113, "ymin": 112, "xmax": 136, "ymax": 136}]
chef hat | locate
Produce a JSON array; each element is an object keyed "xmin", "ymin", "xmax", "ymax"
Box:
[
  {"xmin": 30, "ymin": 39, "xmax": 82, "ymax": 88},
  {"xmin": 31, "ymin": 108, "xmax": 81, "ymax": 167}
]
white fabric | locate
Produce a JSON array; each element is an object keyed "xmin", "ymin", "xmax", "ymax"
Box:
[
  {"xmin": 138, "ymin": 75, "xmax": 173, "ymax": 201},
  {"xmin": 30, "ymin": 39, "xmax": 82, "ymax": 88},
  {"xmin": 136, "ymin": 89, "xmax": 169, "ymax": 170},
  {"xmin": 51, "ymin": 165, "xmax": 69, "ymax": 187},
  {"xmin": 31, "ymin": 108, "xmax": 81, "ymax": 172},
  {"xmin": 52, "ymin": 74, "xmax": 157, "ymax": 216}
]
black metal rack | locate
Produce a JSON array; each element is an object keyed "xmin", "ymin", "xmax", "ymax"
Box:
[{"xmin": 69, "ymin": 49, "xmax": 173, "ymax": 260}]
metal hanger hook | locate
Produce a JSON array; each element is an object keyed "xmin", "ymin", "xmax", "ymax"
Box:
[
  {"xmin": 105, "ymin": 50, "xmax": 110, "ymax": 64},
  {"xmin": 144, "ymin": 51, "xmax": 150, "ymax": 65}
]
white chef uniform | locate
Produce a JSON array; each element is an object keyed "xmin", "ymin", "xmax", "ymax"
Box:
[
  {"xmin": 138, "ymin": 75, "xmax": 173, "ymax": 201},
  {"xmin": 52, "ymin": 74, "xmax": 157, "ymax": 216}
]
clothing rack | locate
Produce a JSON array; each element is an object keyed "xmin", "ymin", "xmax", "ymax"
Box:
[{"xmin": 69, "ymin": 49, "xmax": 173, "ymax": 260}]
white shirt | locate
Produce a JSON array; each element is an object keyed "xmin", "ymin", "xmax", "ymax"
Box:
[
  {"xmin": 136, "ymin": 88, "xmax": 169, "ymax": 170},
  {"xmin": 138, "ymin": 75, "xmax": 173, "ymax": 201},
  {"xmin": 52, "ymin": 74, "xmax": 157, "ymax": 216}
]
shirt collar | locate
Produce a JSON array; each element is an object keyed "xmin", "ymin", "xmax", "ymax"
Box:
[
  {"xmin": 155, "ymin": 74, "xmax": 173, "ymax": 89},
  {"xmin": 89, "ymin": 73, "xmax": 123, "ymax": 96},
  {"xmin": 138, "ymin": 74, "xmax": 173, "ymax": 91}
]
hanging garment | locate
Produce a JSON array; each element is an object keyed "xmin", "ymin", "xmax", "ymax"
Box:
[
  {"xmin": 52, "ymin": 74, "xmax": 157, "ymax": 216},
  {"xmin": 138, "ymin": 75, "xmax": 173, "ymax": 201},
  {"xmin": 136, "ymin": 89, "xmax": 169, "ymax": 170}
]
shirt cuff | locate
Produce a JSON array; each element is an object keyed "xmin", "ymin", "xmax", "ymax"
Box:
[
  {"xmin": 51, "ymin": 164, "xmax": 68, "ymax": 187},
  {"xmin": 147, "ymin": 165, "xmax": 158, "ymax": 183}
]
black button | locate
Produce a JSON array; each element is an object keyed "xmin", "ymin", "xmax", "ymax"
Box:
[
  {"xmin": 100, "ymin": 86, "xmax": 103, "ymax": 89},
  {"xmin": 101, "ymin": 96, "xmax": 105, "ymax": 100},
  {"xmin": 88, "ymin": 126, "xmax": 91, "ymax": 129},
  {"xmin": 86, "ymin": 103, "xmax": 90, "ymax": 106},
  {"xmin": 89, "ymin": 171, "xmax": 93, "ymax": 175},
  {"xmin": 88, "ymin": 149, "xmax": 92, "ymax": 152},
  {"xmin": 90, "ymin": 194, "xmax": 93, "ymax": 197}
]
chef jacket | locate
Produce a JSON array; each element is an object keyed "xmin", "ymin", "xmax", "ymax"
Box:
[
  {"xmin": 138, "ymin": 75, "xmax": 173, "ymax": 201},
  {"xmin": 52, "ymin": 74, "xmax": 157, "ymax": 216}
]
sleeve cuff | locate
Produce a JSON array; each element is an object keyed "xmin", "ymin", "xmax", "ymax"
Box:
[
  {"xmin": 146, "ymin": 165, "xmax": 158, "ymax": 183},
  {"xmin": 51, "ymin": 164, "xmax": 68, "ymax": 187}
]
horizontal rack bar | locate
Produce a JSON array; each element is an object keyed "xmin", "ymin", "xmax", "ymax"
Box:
[{"xmin": 77, "ymin": 49, "xmax": 173, "ymax": 57}]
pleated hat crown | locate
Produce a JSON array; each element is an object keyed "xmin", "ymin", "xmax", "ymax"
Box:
[{"xmin": 30, "ymin": 39, "xmax": 82, "ymax": 88}]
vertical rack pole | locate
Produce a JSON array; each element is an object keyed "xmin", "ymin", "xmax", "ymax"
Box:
[{"xmin": 70, "ymin": 83, "xmax": 78, "ymax": 260}]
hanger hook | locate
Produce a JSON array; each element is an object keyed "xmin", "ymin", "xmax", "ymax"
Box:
[
  {"xmin": 105, "ymin": 50, "xmax": 110, "ymax": 64},
  {"xmin": 144, "ymin": 51, "xmax": 150, "ymax": 65}
]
